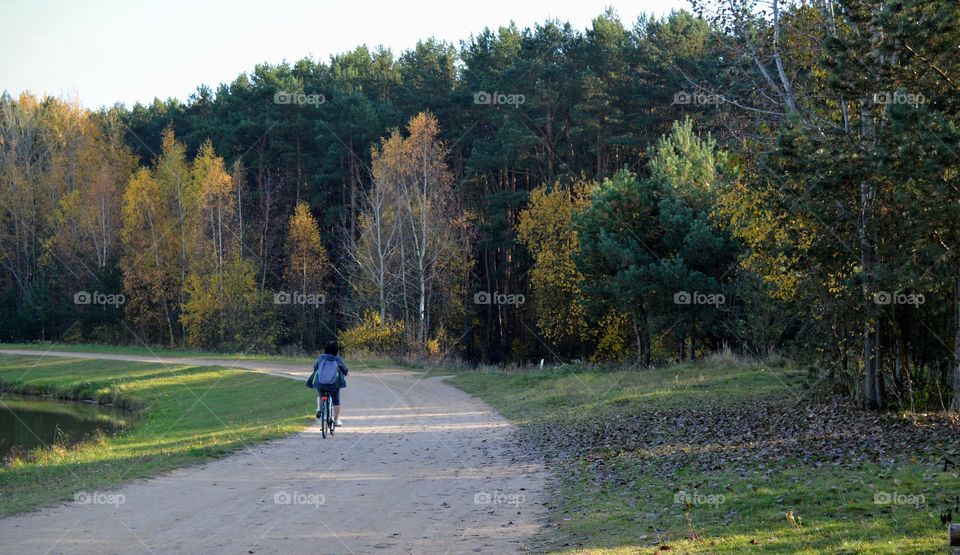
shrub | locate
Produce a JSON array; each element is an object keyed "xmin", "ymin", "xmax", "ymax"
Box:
[{"xmin": 339, "ymin": 310, "xmax": 404, "ymax": 355}]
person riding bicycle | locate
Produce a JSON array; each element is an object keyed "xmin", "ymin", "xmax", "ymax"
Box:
[{"xmin": 308, "ymin": 340, "xmax": 348, "ymax": 426}]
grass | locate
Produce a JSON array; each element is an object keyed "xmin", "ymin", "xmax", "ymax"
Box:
[
  {"xmin": 448, "ymin": 359, "xmax": 960, "ymax": 554},
  {"xmin": 0, "ymin": 354, "xmax": 315, "ymax": 516},
  {"xmin": 0, "ymin": 342, "xmax": 399, "ymax": 370}
]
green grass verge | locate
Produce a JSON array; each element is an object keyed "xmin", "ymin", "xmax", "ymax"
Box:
[
  {"xmin": 0, "ymin": 354, "xmax": 314, "ymax": 516},
  {"xmin": 448, "ymin": 360, "xmax": 960, "ymax": 554},
  {"xmin": 0, "ymin": 342, "xmax": 399, "ymax": 370}
]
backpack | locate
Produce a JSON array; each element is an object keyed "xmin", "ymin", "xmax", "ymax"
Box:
[{"xmin": 313, "ymin": 357, "xmax": 340, "ymax": 388}]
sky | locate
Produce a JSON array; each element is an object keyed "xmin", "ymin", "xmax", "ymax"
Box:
[{"xmin": 1, "ymin": 0, "xmax": 691, "ymax": 109}]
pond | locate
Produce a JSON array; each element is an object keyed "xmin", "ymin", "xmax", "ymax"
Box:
[{"xmin": 0, "ymin": 394, "xmax": 130, "ymax": 460}]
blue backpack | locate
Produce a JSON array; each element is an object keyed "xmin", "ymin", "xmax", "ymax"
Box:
[{"xmin": 313, "ymin": 357, "xmax": 340, "ymax": 388}]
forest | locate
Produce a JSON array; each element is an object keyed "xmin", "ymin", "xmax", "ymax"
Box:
[{"xmin": 2, "ymin": 0, "xmax": 959, "ymax": 412}]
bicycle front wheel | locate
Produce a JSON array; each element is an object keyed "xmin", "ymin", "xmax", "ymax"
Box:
[{"xmin": 327, "ymin": 398, "xmax": 335, "ymax": 437}]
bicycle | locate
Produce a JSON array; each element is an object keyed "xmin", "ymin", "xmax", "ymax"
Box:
[{"xmin": 318, "ymin": 390, "xmax": 336, "ymax": 438}]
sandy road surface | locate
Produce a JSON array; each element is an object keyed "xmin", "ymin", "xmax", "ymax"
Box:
[{"xmin": 0, "ymin": 350, "xmax": 547, "ymax": 554}]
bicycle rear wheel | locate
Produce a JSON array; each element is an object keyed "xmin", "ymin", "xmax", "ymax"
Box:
[{"xmin": 320, "ymin": 396, "xmax": 328, "ymax": 438}]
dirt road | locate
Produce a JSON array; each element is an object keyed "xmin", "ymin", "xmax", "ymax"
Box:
[{"xmin": 0, "ymin": 350, "xmax": 547, "ymax": 554}]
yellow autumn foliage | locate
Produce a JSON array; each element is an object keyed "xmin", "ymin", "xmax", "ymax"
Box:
[
  {"xmin": 339, "ymin": 310, "xmax": 404, "ymax": 355},
  {"xmin": 516, "ymin": 181, "xmax": 595, "ymax": 350}
]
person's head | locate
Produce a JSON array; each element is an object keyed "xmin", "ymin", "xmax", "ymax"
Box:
[{"xmin": 324, "ymin": 340, "xmax": 339, "ymax": 356}]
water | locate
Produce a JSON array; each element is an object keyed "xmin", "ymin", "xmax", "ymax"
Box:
[{"xmin": 0, "ymin": 394, "xmax": 129, "ymax": 460}]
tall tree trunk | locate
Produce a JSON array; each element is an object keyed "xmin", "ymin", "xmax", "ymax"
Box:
[
  {"xmin": 418, "ymin": 260, "xmax": 426, "ymax": 344},
  {"xmin": 350, "ymin": 139, "xmax": 358, "ymax": 241},
  {"xmin": 482, "ymin": 239, "xmax": 496, "ymax": 362},
  {"xmin": 295, "ymin": 138, "xmax": 301, "ymax": 205},
  {"xmin": 162, "ymin": 297, "xmax": 175, "ymax": 348},
  {"xmin": 257, "ymin": 141, "xmax": 266, "ymax": 260},
  {"xmin": 893, "ymin": 328, "xmax": 902, "ymax": 401},
  {"xmin": 633, "ymin": 319, "xmax": 642, "ymax": 366},
  {"xmin": 259, "ymin": 172, "xmax": 272, "ymax": 293},
  {"xmin": 632, "ymin": 310, "xmax": 651, "ymax": 368},
  {"xmin": 400, "ymin": 240, "xmax": 410, "ymax": 326},
  {"xmin": 690, "ymin": 314, "xmax": 697, "ymax": 361},
  {"xmin": 859, "ymin": 101, "xmax": 883, "ymax": 409},
  {"xmin": 642, "ymin": 320, "xmax": 651, "ymax": 367},
  {"xmin": 952, "ymin": 271, "xmax": 960, "ymax": 411},
  {"xmin": 545, "ymin": 107, "xmax": 554, "ymax": 181},
  {"xmin": 893, "ymin": 313, "xmax": 913, "ymax": 407}
]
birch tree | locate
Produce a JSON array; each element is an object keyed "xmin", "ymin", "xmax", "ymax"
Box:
[
  {"xmin": 354, "ymin": 112, "xmax": 467, "ymax": 348},
  {"xmin": 119, "ymin": 131, "xmax": 190, "ymax": 345},
  {"xmin": 396, "ymin": 113, "xmax": 461, "ymax": 345},
  {"xmin": 180, "ymin": 141, "xmax": 268, "ymax": 349},
  {"xmin": 45, "ymin": 116, "xmax": 135, "ymax": 277},
  {"xmin": 351, "ymin": 133, "xmax": 403, "ymax": 321}
]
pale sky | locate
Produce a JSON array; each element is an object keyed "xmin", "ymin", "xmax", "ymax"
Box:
[{"xmin": 1, "ymin": 0, "xmax": 691, "ymax": 109}]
